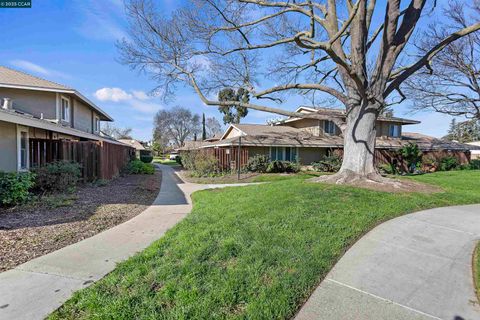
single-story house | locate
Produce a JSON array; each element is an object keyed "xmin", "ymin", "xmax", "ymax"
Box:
[
  {"xmin": 0, "ymin": 66, "xmax": 133, "ymax": 179},
  {"xmin": 117, "ymin": 139, "xmax": 151, "ymax": 159},
  {"xmin": 191, "ymin": 106, "xmax": 477, "ymax": 169}
]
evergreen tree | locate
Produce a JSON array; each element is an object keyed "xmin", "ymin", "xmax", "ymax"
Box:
[{"xmin": 202, "ymin": 113, "xmax": 207, "ymax": 140}]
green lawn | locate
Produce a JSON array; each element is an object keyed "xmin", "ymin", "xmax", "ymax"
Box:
[
  {"xmin": 50, "ymin": 171, "xmax": 480, "ymax": 320},
  {"xmin": 154, "ymin": 159, "xmax": 180, "ymax": 166},
  {"xmin": 474, "ymin": 242, "xmax": 480, "ymax": 304}
]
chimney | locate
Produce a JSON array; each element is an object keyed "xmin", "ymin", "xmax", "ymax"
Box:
[{"xmin": 2, "ymin": 98, "xmax": 13, "ymax": 110}]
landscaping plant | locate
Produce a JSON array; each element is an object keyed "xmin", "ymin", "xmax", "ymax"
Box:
[
  {"xmin": 0, "ymin": 171, "xmax": 36, "ymax": 206},
  {"xmin": 126, "ymin": 159, "xmax": 155, "ymax": 175},
  {"xmin": 399, "ymin": 143, "xmax": 423, "ymax": 173},
  {"xmin": 140, "ymin": 155, "xmax": 153, "ymax": 163},
  {"xmin": 246, "ymin": 155, "xmax": 269, "ymax": 173},
  {"xmin": 181, "ymin": 150, "xmax": 219, "ymax": 177},
  {"xmin": 34, "ymin": 161, "xmax": 81, "ymax": 193},
  {"xmin": 266, "ymin": 161, "xmax": 300, "ymax": 174},
  {"xmin": 470, "ymin": 159, "xmax": 480, "ymax": 170},
  {"xmin": 439, "ymin": 156, "xmax": 459, "ymax": 171},
  {"xmin": 312, "ymin": 154, "xmax": 343, "ymax": 173}
]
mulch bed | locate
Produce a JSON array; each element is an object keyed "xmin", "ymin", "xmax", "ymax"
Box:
[{"xmin": 0, "ymin": 171, "xmax": 161, "ymax": 272}]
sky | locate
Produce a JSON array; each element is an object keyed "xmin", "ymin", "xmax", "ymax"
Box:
[{"xmin": 0, "ymin": 0, "xmax": 464, "ymax": 140}]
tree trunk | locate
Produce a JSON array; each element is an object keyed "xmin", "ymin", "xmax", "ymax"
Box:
[{"xmin": 316, "ymin": 103, "xmax": 386, "ymax": 184}]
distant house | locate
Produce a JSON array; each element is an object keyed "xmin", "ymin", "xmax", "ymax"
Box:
[
  {"xmin": 0, "ymin": 66, "xmax": 133, "ymax": 179},
  {"xmin": 467, "ymin": 141, "xmax": 480, "ymax": 160},
  {"xmin": 117, "ymin": 139, "xmax": 151, "ymax": 158},
  {"xmin": 187, "ymin": 106, "xmax": 477, "ymax": 170}
]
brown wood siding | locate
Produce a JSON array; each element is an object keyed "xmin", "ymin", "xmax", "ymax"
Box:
[{"xmin": 29, "ymin": 139, "xmax": 134, "ymax": 181}]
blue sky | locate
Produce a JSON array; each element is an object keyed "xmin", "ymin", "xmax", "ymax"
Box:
[{"xmin": 0, "ymin": 0, "xmax": 461, "ymax": 140}]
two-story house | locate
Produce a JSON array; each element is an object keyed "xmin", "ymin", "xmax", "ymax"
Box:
[
  {"xmin": 0, "ymin": 66, "xmax": 122, "ymax": 172},
  {"xmin": 197, "ymin": 106, "xmax": 474, "ymax": 167}
]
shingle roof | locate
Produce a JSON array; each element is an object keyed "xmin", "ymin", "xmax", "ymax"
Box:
[
  {"xmin": 117, "ymin": 139, "xmax": 146, "ymax": 150},
  {"xmin": 0, "ymin": 66, "xmax": 71, "ymax": 90},
  {"xmin": 201, "ymin": 124, "xmax": 474, "ymax": 151}
]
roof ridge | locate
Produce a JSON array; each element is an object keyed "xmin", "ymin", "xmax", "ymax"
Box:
[{"xmin": 0, "ymin": 65, "xmax": 72, "ymax": 90}]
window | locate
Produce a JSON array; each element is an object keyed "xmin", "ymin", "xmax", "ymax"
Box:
[
  {"xmin": 270, "ymin": 147, "xmax": 297, "ymax": 162},
  {"xmin": 94, "ymin": 117, "xmax": 100, "ymax": 133},
  {"xmin": 388, "ymin": 124, "xmax": 400, "ymax": 137},
  {"xmin": 17, "ymin": 126, "xmax": 29, "ymax": 171},
  {"xmin": 61, "ymin": 96, "xmax": 70, "ymax": 122},
  {"xmin": 324, "ymin": 120, "xmax": 336, "ymax": 135}
]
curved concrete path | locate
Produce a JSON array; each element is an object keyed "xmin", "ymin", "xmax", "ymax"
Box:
[
  {"xmin": 296, "ymin": 204, "xmax": 480, "ymax": 320},
  {"xmin": 0, "ymin": 164, "xmax": 256, "ymax": 320}
]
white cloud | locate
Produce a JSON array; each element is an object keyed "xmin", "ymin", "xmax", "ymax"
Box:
[
  {"xmin": 132, "ymin": 90, "xmax": 150, "ymax": 100},
  {"xmin": 73, "ymin": 0, "xmax": 128, "ymax": 42},
  {"xmin": 94, "ymin": 87, "xmax": 162, "ymax": 113},
  {"xmin": 95, "ymin": 87, "xmax": 132, "ymax": 102},
  {"xmin": 10, "ymin": 60, "xmax": 70, "ymax": 79}
]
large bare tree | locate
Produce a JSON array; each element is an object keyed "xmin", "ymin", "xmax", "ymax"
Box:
[
  {"xmin": 119, "ymin": 0, "xmax": 480, "ymax": 185},
  {"xmin": 407, "ymin": 1, "xmax": 480, "ymax": 119}
]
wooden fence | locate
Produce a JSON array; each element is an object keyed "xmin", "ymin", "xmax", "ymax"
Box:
[{"xmin": 30, "ymin": 139, "xmax": 135, "ymax": 181}]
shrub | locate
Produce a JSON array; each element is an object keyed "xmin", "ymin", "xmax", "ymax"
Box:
[
  {"xmin": 126, "ymin": 159, "xmax": 155, "ymax": 175},
  {"xmin": 140, "ymin": 155, "xmax": 153, "ymax": 163},
  {"xmin": 266, "ymin": 160, "xmax": 300, "ymax": 173},
  {"xmin": 399, "ymin": 143, "xmax": 422, "ymax": 173},
  {"xmin": 439, "ymin": 156, "xmax": 458, "ymax": 171},
  {"xmin": 34, "ymin": 161, "xmax": 81, "ymax": 192},
  {"xmin": 470, "ymin": 159, "xmax": 480, "ymax": 170},
  {"xmin": 0, "ymin": 171, "xmax": 36, "ymax": 206},
  {"xmin": 246, "ymin": 155, "xmax": 270, "ymax": 173},
  {"xmin": 181, "ymin": 151, "xmax": 218, "ymax": 177},
  {"xmin": 377, "ymin": 162, "xmax": 398, "ymax": 175},
  {"xmin": 175, "ymin": 155, "xmax": 182, "ymax": 165},
  {"xmin": 312, "ymin": 154, "xmax": 342, "ymax": 172}
]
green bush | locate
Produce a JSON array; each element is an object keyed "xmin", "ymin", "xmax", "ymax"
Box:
[
  {"xmin": 175, "ymin": 155, "xmax": 182, "ymax": 165},
  {"xmin": 312, "ymin": 154, "xmax": 342, "ymax": 172},
  {"xmin": 126, "ymin": 159, "xmax": 155, "ymax": 175},
  {"xmin": 266, "ymin": 160, "xmax": 300, "ymax": 173},
  {"xmin": 470, "ymin": 159, "xmax": 480, "ymax": 170},
  {"xmin": 140, "ymin": 155, "xmax": 153, "ymax": 163},
  {"xmin": 377, "ymin": 162, "xmax": 398, "ymax": 175},
  {"xmin": 0, "ymin": 171, "xmax": 36, "ymax": 206},
  {"xmin": 246, "ymin": 155, "xmax": 270, "ymax": 173},
  {"xmin": 180, "ymin": 151, "xmax": 219, "ymax": 177},
  {"xmin": 399, "ymin": 143, "xmax": 423, "ymax": 173},
  {"xmin": 439, "ymin": 156, "xmax": 459, "ymax": 171},
  {"xmin": 34, "ymin": 161, "xmax": 81, "ymax": 192}
]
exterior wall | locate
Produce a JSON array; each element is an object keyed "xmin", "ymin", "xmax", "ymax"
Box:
[
  {"xmin": 280, "ymin": 119, "xmax": 342, "ymax": 137},
  {"xmin": 28, "ymin": 127, "xmax": 78, "ymax": 141},
  {"xmin": 0, "ymin": 88, "xmax": 57, "ymax": 120},
  {"xmin": 73, "ymin": 99, "xmax": 94, "ymax": 133},
  {"xmin": 246, "ymin": 146, "xmax": 326, "ymax": 165},
  {"xmin": 298, "ymin": 147, "xmax": 327, "ymax": 164},
  {"xmin": 0, "ymin": 120, "xmax": 18, "ymax": 172},
  {"xmin": 223, "ymin": 127, "xmax": 243, "ymax": 139}
]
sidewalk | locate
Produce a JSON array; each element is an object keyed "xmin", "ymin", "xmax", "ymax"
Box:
[
  {"xmin": 295, "ymin": 204, "xmax": 480, "ymax": 320},
  {"xmin": 0, "ymin": 164, "xmax": 255, "ymax": 320}
]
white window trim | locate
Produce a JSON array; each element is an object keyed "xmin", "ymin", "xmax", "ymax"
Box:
[
  {"xmin": 16, "ymin": 125, "xmax": 29, "ymax": 171},
  {"xmin": 60, "ymin": 95, "xmax": 70, "ymax": 123},
  {"xmin": 94, "ymin": 116, "xmax": 100, "ymax": 133}
]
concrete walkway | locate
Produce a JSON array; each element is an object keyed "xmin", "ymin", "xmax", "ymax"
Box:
[
  {"xmin": 296, "ymin": 204, "xmax": 480, "ymax": 320},
  {"xmin": 0, "ymin": 164, "xmax": 256, "ymax": 320}
]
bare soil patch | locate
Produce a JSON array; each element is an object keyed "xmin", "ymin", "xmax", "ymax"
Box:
[
  {"xmin": 310, "ymin": 174, "xmax": 443, "ymax": 193},
  {"xmin": 0, "ymin": 172, "xmax": 161, "ymax": 272}
]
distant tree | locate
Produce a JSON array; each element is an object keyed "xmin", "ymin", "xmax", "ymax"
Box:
[
  {"xmin": 202, "ymin": 113, "xmax": 207, "ymax": 140},
  {"xmin": 153, "ymin": 106, "xmax": 201, "ymax": 148},
  {"xmin": 407, "ymin": 1, "xmax": 480, "ymax": 120},
  {"xmin": 205, "ymin": 116, "xmax": 223, "ymax": 138},
  {"xmin": 443, "ymin": 119, "xmax": 480, "ymax": 142},
  {"xmin": 218, "ymin": 88, "xmax": 248, "ymax": 124},
  {"xmin": 101, "ymin": 123, "xmax": 133, "ymax": 139}
]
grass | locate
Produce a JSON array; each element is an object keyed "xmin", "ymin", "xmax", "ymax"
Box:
[
  {"xmin": 49, "ymin": 170, "xmax": 480, "ymax": 320},
  {"xmin": 474, "ymin": 242, "xmax": 480, "ymax": 304},
  {"xmin": 154, "ymin": 158, "xmax": 180, "ymax": 166}
]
